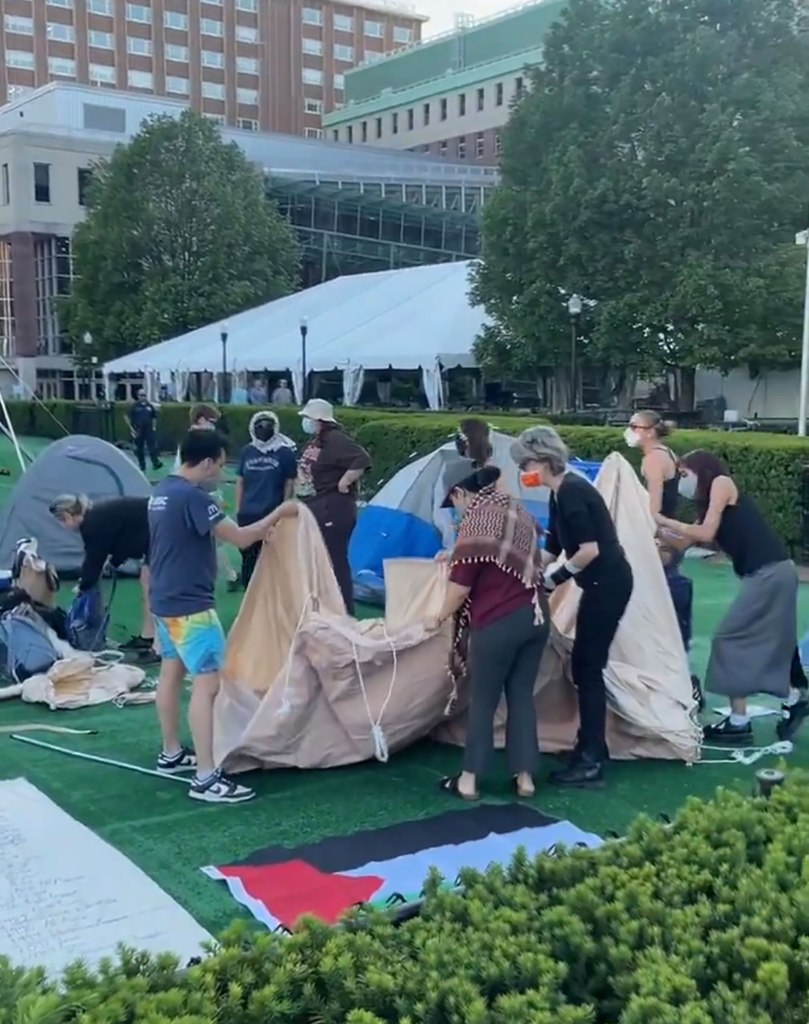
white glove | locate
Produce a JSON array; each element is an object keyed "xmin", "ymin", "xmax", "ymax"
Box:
[{"xmin": 542, "ymin": 569, "xmax": 556, "ymax": 592}]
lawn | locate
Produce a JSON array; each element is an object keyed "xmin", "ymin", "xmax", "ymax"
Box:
[{"xmin": 0, "ymin": 434, "xmax": 807, "ymax": 937}]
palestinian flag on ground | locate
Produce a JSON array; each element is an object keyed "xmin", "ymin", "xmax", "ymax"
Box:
[{"xmin": 202, "ymin": 804, "xmax": 602, "ymax": 932}]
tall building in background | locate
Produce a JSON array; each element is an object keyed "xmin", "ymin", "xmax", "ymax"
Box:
[
  {"xmin": 323, "ymin": 0, "xmax": 565, "ymax": 164},
  {"xmin": 0, "ymin": 0, "xmax": 427, "ymax": 136}
]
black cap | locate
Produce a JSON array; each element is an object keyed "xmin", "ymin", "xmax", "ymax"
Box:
[{"xmin": 440, "ymin": 457, "xmax": 476, "ymax": 508}]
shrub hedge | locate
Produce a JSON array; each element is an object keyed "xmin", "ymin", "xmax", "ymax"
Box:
[
  {"xmin": 5, "ymin": 400, "xmax": 809, "ymax": 553},
  {"xmin": 4, "ymin": 781, "xmax": 809, "ymax": 1022}
]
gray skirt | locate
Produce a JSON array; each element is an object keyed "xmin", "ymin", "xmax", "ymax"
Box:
[{"xmin": 707, "ymin": 559, "xmax": 798, "ymax": 699}]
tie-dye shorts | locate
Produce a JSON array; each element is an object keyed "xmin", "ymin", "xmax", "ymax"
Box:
[{"xmin": 153, "ymin": 608, "xmax": 226, "ymax": 676}]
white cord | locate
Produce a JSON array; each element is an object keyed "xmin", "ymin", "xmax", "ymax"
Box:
[
  {"xmin": 349, "ymin": 623, "xmax": 398, "ymax": 763},
  {"xmin": 699, "ymin": 740, "xmax": 793, "ymax": 766}
]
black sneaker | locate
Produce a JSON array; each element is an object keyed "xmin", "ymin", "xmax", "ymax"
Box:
[
  {"xmin": 189, "ymin": 769, "xmax": 255, "ymax": 804},
  {"xmin": 156, "ymin": 747, "xmax": 197, "ymax": 775},
  {"xmin": 702, "ymin": 717, "xmax": 754, "ymax": 746},
  {"xmin": 226, "ymin": 578, "xmax": 240, "ymax": 593},
  {"xmin": 691, "ymin": 675, "xmax": 705, "ymax": 712},
  {"xmin": 120, "ymin": 635, "xmax": 152, "ymax": 651},
  {"xmin": 550, "ymin": 754, "xmax": 604, "ymax": 789},
  {"xmin": 777, "ymin": 697, "xmax": 809, "ymax": 742}
]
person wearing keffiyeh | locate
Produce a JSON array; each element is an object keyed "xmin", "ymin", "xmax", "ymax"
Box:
[{"xmin": 429, "ymin": 461, "xmax": 550, "ymax": 802}]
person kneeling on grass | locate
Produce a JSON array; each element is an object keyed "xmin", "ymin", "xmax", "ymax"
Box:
[{"xmin": 148, "ymin": 429, "xmax": 277, "ymax": 804}]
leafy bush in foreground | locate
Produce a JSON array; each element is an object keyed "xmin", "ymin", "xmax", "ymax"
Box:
[{"xmin": 4, "ymin": 780, "xmax": 809, "ymax": 1022}]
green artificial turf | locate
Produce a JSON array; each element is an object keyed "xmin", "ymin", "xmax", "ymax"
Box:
[{"xmin": 0, "ymin": 435, "xmax": 807, "ymax": 936}]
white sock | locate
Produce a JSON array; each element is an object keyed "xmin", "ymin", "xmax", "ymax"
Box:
[
  {"xmin": 729, "ymin": 713, "xmax": 749, "ymax": 727},
  {"xmin": 162, "ymin": 748, "xmax": 182, "ymax": 759},
  {"xmin": 786, "ymin": 688, "xmax": 803, "ymax": 707}
]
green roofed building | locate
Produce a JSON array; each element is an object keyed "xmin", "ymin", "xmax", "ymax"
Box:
[{"xmin": 323, "ymin": 0, "xmax": 566, "ymax": 165}]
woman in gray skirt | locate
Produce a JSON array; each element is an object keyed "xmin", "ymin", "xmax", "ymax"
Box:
[{"xmin": 655, "ymin": 450, "xmax": 808, "ymax": 745}]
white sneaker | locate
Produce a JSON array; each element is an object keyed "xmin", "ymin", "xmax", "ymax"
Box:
[{"xmin": 189, "ymin": 769, "xmax": 255, "ymax": 804}]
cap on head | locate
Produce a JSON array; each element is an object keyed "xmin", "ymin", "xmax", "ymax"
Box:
[
  {"xmin": 300, "ymin": 398, "xmax": 336, "ymax": 423},
  {"xmin": 440, "ymin": 457, "xmax": 475, "ymax": 508}
]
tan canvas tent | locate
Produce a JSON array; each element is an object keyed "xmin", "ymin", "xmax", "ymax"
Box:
[{"xmin": 214, "ymin": 452, "xmax": 701, "ymax": 771}]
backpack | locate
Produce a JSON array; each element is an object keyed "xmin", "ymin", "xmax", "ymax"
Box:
[
  {"xmin": 66, "ymin": 586, "xmax": 109, "ymax": 652},
  {"xmin": 0, "ymin": 608, "xmax": 60, "ymax": 683}
]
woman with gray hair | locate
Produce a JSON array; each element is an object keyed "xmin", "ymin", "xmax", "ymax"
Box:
[{"xmin": 510, "ymin": 425, "xmax": 633, "ymax": 788}]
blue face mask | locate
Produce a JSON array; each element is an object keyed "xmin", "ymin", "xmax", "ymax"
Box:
[{"xmin": 301, "ymin": 416, "xmax": 316, "ymax": 436}]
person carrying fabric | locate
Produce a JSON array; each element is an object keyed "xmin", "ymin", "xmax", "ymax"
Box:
[
  {"xmin": 49, "ymin": 493, "xmax": 156, "ymax": 658},
  {"xmin": 511, "ymin": 425, "xmax": 634, "ymax": 788},
  {"xmin": 127, "ymin": 389, "xmax": 163, "ymax": 473},
  {"xmin": 149, "ymin": 429, "xmax": 279, "ymax": 804},
  {"xmin": 264, "ymin": 399, "xmax": 371, "ymax": 615},
  {"xmin": 173, "ymin": 404, "xmax": 240, "ymax": 592},
  {"xmin": 624, "ymin": 410, "xmax": 703, "ymax": 708},
  {"xmin": 654, "ymin": 450, "xmax": 809, "ymax": 745},
  {"xmin": 235, "ymin": 411, "xmax": 297, "ymax": 587},
  {"xmin": 428, "ymin": 462, "xmax": 550, "ymax": 801}
]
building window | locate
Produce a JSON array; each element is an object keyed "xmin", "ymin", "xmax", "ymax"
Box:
[
  {"xmin": 236, "ymin": 0, "xmax": 257, "ymax": 9},
  {"xmin": 361, "ymin": 121, "xmax": 367, "ymax": 142},
  {"xmin": 347, "ymin": 125, "xmax": 353, "ymax": 143},
  {"xmin": 0, "ymin": 240, "xmax": 13, "ymax": 356},
  {"xmin": 423, "ymin": 102, "xmax": 430, "ymax": 125},
  {"xmin": 47, "ymin": 22, "xmax": 75, "ymax": 42},
  {"xmin": 393, "ymin": 26, "xmax": 413, "ymax": 44},
  {"xmin": 406, "ymin": 108, "xmax": 414, "ymax": 130},
  {"xmin": 34, "ymin": 163, "xmax": 51, "ymax": 204},
  {"xmin": 127, "ymin": 36, "xmax": 153, "ymax": 55},
  {"xmin": 201, "ymin": 50, "xmax": 224, "ymax": 68},
  {"xmin": 202, "ymin": 81, "xmax": 225, "ymax": 99},
  {"xmin": 303, "ymin": 38, "xmax": 323, "ymax": 56},
  {"xmin": 391, "ymin": 112, "xmax": 398, "ymax": 134},
  {"xmin": 457, "ymin": 137, "xmax": 466, "ymax": 158},
  {"xmin": 364, "ymin": 50, "xmax": 382, "ymax": 63},
  {"xmin": 48, "ymin": 56, "xmax": 76, "ymax": 77},
  {"xmin": 205, "ymin": 113, "xmax": 225, "ymax": 124},
  {"xmin": 475, "ymin": 132, "xmax": 485, "ymax": 158},
  {"xmin": 77, "ymin": 167, "xmax": 93, "ymax": 206},
  {"xmin": 47, "ymin": 0, "xmax": 74, "ymax": 7},
  {"xmin": 200, "ymin": 18, "xmax": 223, "ymax": 36},
  {"xmin": 332, "ymin": 129, "xmax": 338, "ymax": 141},
  {"xmin": 238, "ymin": 118, "xmax": 258, "ymax": 130},
  {"xmin": 334, "ymin": 73, "xmax": 345, "ymax": 90},
  {"xmin": 302, "ymin": 67, "xmax": 323, "ymax": 86},
  {"xmin": 458, "ymin": 93, "xmax": 466, "ymax": 116},
  {"xmin": 304, "ymin": 127, "xmax": 322, "ymax": 138},
  {"xmin": 127, "ymin": 68, "xmax": 153, "ymax": 89},
  {"xmin": 89, "ymin": 63, "xmax": 116, "ymax": 84},
  {"xmin": 334, "ymin": 44, "xmax": 353, "ymax": 61},
  {"xmin": 375, "ymin": 117, "xmax": 382, "ymax": 138},
  {"xmin": 515, "ymin": 76, "xmax": 524, "ymax": 98},
  {"xmin": 477, "ymin": 87, "xmax": 484, "ymax": 112},
  {"xmin": 235, "ymin": 24, "xmax": 258, "ymax": 42},
  {"xmin": 494, "ymin": 131, "xmax": 502, "ymax": 157},
  {"xmin": 165, "ymin": 43, "xmax": 189, "ymax": 62},
  {"xmin": 126, "ymin": 4, "xmax": 151, "ymax": 23},
  {"xmin": 304, "ymin": 98, "xmax": 322, "ymax": 114},
  {"xmin": 1, "ymin": 165, "xmax": 9, "ymax": 206},
  {"xmin": 496, "ymin": 82, "xmax": 503, "ymax": 106},
  {"xmin": 334, "ymin": 14, "xmax": 353, "ymax": 32},
  {"xmin": 87, "ymin": 0, "xmax": 113, "ymax": 13},
  {"xmin": 4, "ymin": 15, "xmax": 34, "ymax": 34},
  {"xmin": 88, "ymin": 30, "xmax": 114, "ymax": 48},
  {"xmin": 439, "ymin": 140, "xmax": 447, "ymax": 156},
  {"xmin": 364, "ymin": 19, "xmax": 383, "ymax": 37},
  {"xmin": 34, "ymin": 237, "xmax": 73, "ymax": 357},
  {"xmin": 6, "ymin": 50, "xmax": 36, "ymax": 70},
  {"xmin": 302, "ymin": 7, "xmax": 322, "ymax": 25},
  {"xmin": 237, "ymin": 56, "xmax": 259, "ymax": 74},
  {"xmin": 237, "ymin": 87, "xmax": 258, "ymax": 104},
  {"xmin": 164, "ymin": 11, "xmax": 188, "ymax": 30},
  {"xmin": 440, "ymin": 97, "xmax": 447, "ymax": 120},
  {"xmin": 166, "ymin": 75, "xmax": 189, "ymax": 94}
]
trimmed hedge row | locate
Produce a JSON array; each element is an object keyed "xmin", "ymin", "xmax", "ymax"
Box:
[
  {"xmin": 5, "ymin": 400, "xmax": 809, "ymax": 552},
  {"xmin": 4, "ymin": 781, "xmax": 809, "ymax": 1022}
]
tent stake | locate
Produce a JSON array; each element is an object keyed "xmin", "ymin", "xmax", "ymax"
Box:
[{"xmin": 9, "ymin": 733, "xmax": 191, "ymax": 784}]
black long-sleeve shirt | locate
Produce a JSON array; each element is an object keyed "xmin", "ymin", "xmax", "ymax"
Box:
[
  {"xmin": 78, "ymin": 497, "xmax": 150, "ymax": 592},
  {"xmin": 128, "ymin": 400, "xmax": 157, "ymax": 436}
]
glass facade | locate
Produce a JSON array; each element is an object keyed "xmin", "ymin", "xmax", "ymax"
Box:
[
  {"xmin": 0, "ymin": 240, "xmax": 13, "ymax": 357},
  {"xmin": 34, "ymin": 236, "xmax": 73, "ymax": 355}
]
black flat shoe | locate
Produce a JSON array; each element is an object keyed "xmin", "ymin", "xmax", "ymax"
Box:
[
  {"xmin": 702, "ymin": 717, "xmax": 754, "ymax": 747},
  {"xmin": 438, "ymin": 774, "xmax": 479, "ymax": 801},
  {"xmin": 549, "ymin": 756, "xmax": 604, "ymax": 789}
]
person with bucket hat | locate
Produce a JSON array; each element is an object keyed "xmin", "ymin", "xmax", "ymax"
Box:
[{"xmin": 264, "ymin": 399, "xmax": 370, "ymax": 614}]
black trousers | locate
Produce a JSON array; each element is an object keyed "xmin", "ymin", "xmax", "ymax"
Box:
[
  {"xmin": 310, "ymin": 495, "xmax": 357, "ymax": 616},
  {"xmin": 791, "ymin": 647, "xmax": 808, "ymax": 691},
  {"xmin": 463, "ymin": 600, "xmax": 550, "ymax": 778},
  {"xmin": 571, "ymin": 559, "xmax": 633, "ymax": 759},
  {"xmin": 134, "ymin": 430, "xmax": 160, "ymax": 471},
  {"xmin": 237, "ymin": 511, "xmax": 262, "ymax": 588}
]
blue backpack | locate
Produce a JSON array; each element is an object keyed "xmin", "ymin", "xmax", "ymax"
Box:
[
  {"xmin": 0, "ymin": 609, "xmax": 60, "ymax": 682},
  {"xmin": 66, "ymin": 586, "xmax": 109, "ymax": 652}
]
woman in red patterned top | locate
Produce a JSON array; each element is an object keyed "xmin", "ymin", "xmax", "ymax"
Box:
[{"xmin": 429, "ymin": 462, "xmax": 550, "ymax": 801}]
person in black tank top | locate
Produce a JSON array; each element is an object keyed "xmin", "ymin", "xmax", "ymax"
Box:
[
  {"xmin": 655, "ymin": 449, "xmax": 808, "ymax": 747},
  {"xmin": 511, "ymin": 425, "xmax": 634, "ymax": 789},
  {"xmin": 624, "ymin": 410, "xmax": 702, "ymax": 708}
]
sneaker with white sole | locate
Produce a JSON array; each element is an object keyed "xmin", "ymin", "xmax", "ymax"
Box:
[
  {"xmin": 156, "ymin": 747, "xmax": 197, "ymax": 775},
  {"xmin": 189, "ymin": 769, "xmax": 255, "ymax": 804}
]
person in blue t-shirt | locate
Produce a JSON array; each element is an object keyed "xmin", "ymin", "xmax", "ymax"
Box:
[
  {"xmin": 148, "ymin": 429, "xmax": 278, "ymax": 806},
  {"xmin": 235, "ymin": 411, "xmax": 298, "ymax": 587}
]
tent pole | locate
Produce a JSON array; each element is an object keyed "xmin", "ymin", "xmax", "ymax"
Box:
[
  {"xmin": 0, "ymin": 387, "xmax": 26, "ymax": 474},
  {"xmin": 9, "ymin": 733, "xmax": 192, "ymax": 784}
]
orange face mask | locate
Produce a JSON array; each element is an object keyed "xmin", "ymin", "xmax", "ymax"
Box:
[{"xmin": 520, "ymin": 470, "xmax": 542, "ymax": 488}]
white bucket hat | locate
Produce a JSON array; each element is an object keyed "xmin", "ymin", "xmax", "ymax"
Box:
[{"xmin": 300, "ymin": 398, "xmax": 337, "ymax": 423}]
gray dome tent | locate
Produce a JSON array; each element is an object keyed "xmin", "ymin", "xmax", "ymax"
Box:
[{"xmin": 0, "ymin": 435, "xmax": 153, "ymax": 576}]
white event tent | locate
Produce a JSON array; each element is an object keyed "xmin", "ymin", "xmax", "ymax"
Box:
[{"xmin": 101, "ymin": 260, "xmax": 487, "ymax": 409}]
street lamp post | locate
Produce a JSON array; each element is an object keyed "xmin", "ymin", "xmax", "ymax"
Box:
[
  {"xmin": 81, "ymin": 330, "xmax": 93, "ymax": 399},
  {"xmin": 797, "ymin": 231, "xmax": 809, "ymax": 437},
  {"xmin": 299, "ymin": 317, "xmax": 308, "ymax": 404},
  {"xmin": 220, "ymin": 321, "xmax": 229, "ymax": 404},
  {"xmin": 567, "ymin": 294, "xmax": 583, "ymax": 412}
]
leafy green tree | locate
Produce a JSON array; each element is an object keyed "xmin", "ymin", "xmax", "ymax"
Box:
[
  {"xmin": 60, "ymin": 110, "xmax": 300, "ymax": 359},
  {"xmin": 471, "ymin": 0, "xmax": 809, "ymax": 408}
]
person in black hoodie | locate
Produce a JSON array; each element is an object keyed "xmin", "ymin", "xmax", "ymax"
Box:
[{"xmin": 49, "ymin": 493, "xmax": 155, "ymax": 656}]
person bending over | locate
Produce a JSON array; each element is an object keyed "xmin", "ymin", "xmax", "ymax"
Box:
[
  {"xmin": 512, "ymin": 425, "xmax": 634, "ymax": 788},
  {"xmin": 235, "ymin": 410, "xmax": 297, "ymax": 587},
  {"xmin": 654, "ymin": 450, "xmax": 809, "ymax": 745},
  {"xmin": 50, "ymin": 493, "xmax": 155, "ymax": 657},
  {"xmin": 148, "ymin": 429, "xmax": 278, "ymax": 804},
  {"xmin": 430, "ymin": 462, "xmax": 549, "ymax": 801}
]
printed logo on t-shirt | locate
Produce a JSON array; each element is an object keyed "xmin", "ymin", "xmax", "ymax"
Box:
[
  {"xmin": 148, "ymin": 495, "xmax": 167, "ymax": 511},
  {"xmin": 207, "ymin": 503, "xmax": 220, "ymax": 521}
]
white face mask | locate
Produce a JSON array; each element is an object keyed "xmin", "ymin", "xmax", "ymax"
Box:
[
  {"xmin": 301, "ymin": 416, "xmax": 316, "ymax": 436},
  {"xmin": 623, "ymin": 427, "xmax": 640, "ymax": 448},
  {"xmin": 678, "ymin": 473, "xmax": 697, "ymax": 500}
]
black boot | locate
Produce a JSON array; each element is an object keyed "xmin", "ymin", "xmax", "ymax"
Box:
[{"xmin": 549, "ymin": 752, "xmax": 604, "ymax": 789}]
